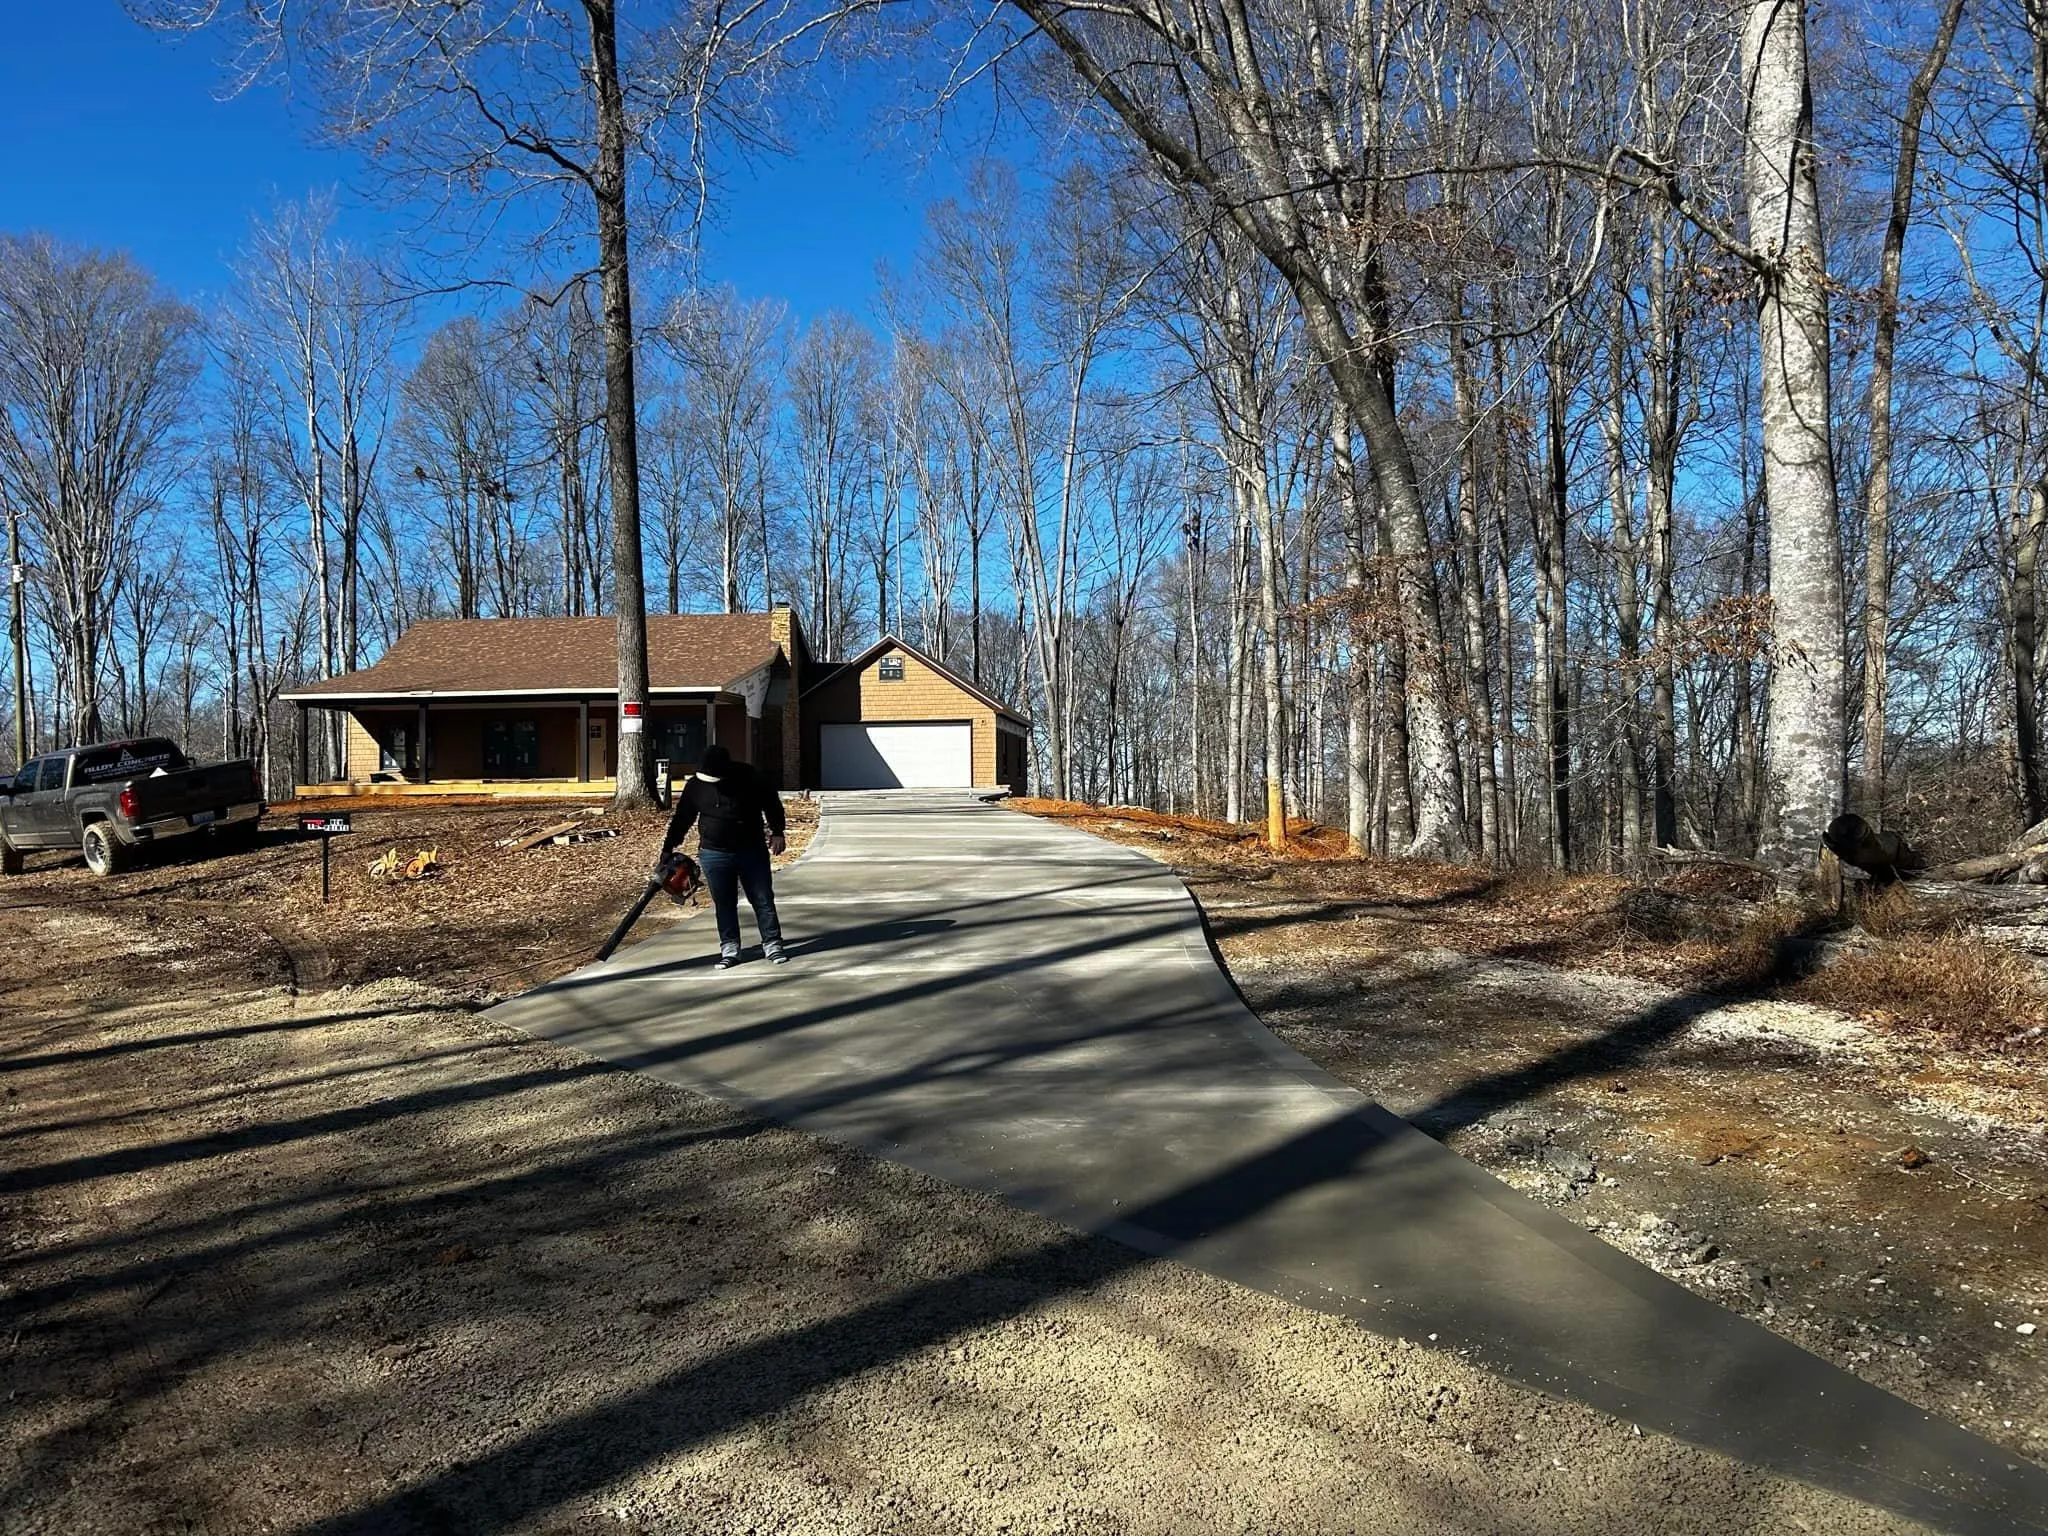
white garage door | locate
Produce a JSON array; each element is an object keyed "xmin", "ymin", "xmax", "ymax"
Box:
[{"xmin": 820, "ymin": 722, "xmax": 973, "ymax": 789}]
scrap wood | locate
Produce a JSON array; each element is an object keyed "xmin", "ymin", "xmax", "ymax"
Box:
[
  {"xmin": 502, "ymin": 817, "xmax": 590, "ymax": 854},
  {"xmin": 1654, "ymin": 844, "xmax": 1774, "ymax": 875},
  {"xmin": 1925, "ymin": 849, "xmax": 2036, "ymax": 883},
  {"xmin": 549, "ymin": 827, "xmax": 618, "ymax": 846}
]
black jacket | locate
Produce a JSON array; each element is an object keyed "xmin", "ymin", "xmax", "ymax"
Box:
[{"xmin": 661, "ymin": 764, "xmax": 785, "ymax": 855}]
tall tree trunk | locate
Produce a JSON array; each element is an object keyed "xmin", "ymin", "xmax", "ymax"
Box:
[
  {"xmin": 1312, "ymin": 276, "xmax": 1466, "ymax": 858},
  {"xmin": 587, "ymin": 0, "xmax": 653, "ymax": 810},
  {"xmin": 1861, "ymin": 0, "xmax": 1966, "ymax": 823},
  {"xmin": 10, "ymin": 505, "xmax": 27, "ymax": 767},
  {"xmin": 1224, "ymin": 484, "xmax": 1252, "ymax": 825},
  {"xmin": 1607, "ymin": 282, "xmax": 1646, "ymax": 869},
  {"xmin": 340, "ymin": 431, "xmax": 362, "ymax": 671},
  {"xmin": 1745, "ymin": 0, "xmax": 1847, "ymax": 871},
  {"xmin": 305, "ymin": 383, "xmax": 337, "ymax": 776},
  {"xmin": 2014, "ymin": 476, "xmax": 2048, "ymax": 826},
  {"xmin": 1736, "ymin": 480, "xmax": 1764, "ymax": 846},
  {"xmin": 1375, "ymin": 512, "xmax": 1416, "ymax": 848},
  {"xmin": 1331, "ymin": 397, "xmax": 1372, "ymax": 850},
  {"xmin": 1247, "ymin": 445, "xmax": 1290, "ymax": 847},
  {"xmin": 1536, "ymin": 345, "xmax": 1572, "ymax": 868},
  {"xmin": 1489, "ymin": 331, "xmax": 1520, "ymax": 861},
  {"xmin": 1645, "ymin": 213, "xmax": 1682, "ymax": 850},
  {"xmin": 1450, "ymin": 323, "xmax": 1501, "ymax": 862},
  {"xmin": 969, "ymin": 523, "xmax": 984, "ymax": 687},
  {"xmin": 1186, "ymin": 514, "xmax": 1204, "ymax": 817}
]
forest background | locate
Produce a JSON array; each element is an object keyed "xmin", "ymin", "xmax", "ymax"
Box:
[{"xmin": 3, "ymin": 0, "xmax": 2044, "ymax": 875}]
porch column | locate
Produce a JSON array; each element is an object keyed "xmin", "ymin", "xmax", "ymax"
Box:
[
  {"xmin": 578, "ymin": 699, "xmax": 590, "ymax": 782},
  {"xmin": 416, "ymin": 702, "xmax": 430, "ymax": 784},
  {"xmin": 295, "ymin": 703, "xmax": 309, "ymax": 788},
  {"xmin": 704, "ymin": 697, "xmax": 716, "ymax": 763}
]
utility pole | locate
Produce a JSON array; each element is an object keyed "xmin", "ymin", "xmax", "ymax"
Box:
[{"xmin": 8, "ymin": 501, "xmax": 26, "ymax": 767}]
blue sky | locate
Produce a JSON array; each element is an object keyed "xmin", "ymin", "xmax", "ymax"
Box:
[{"xmin": 0, "ymin": 2, "xmax": 982, "ymax": 324}]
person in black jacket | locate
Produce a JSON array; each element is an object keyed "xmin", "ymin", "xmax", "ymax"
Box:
[{"xmin": 660, "ymin": 743, "xmax": 789, "ymax": 968}]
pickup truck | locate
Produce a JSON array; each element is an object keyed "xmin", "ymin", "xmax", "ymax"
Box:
[{"xmin": 0, "ymin": 738, "xmax": 266, "ymax": 877}]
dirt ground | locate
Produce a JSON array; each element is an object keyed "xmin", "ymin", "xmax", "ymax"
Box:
[
  {"xmin": 0, "ymin": 797, "xmax": 2013, "ymax": 1533},
  {"xmin": 1011, "ymin": 801, "xmax": 2048, "ymax": 1471},
  {"xmin": 0, "ymin": 795, "xmax": 818, "ymax": 1006}
]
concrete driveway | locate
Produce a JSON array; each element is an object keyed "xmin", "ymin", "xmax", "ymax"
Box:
[{"xmin": 489, "ymin": 791, "xmax": 2048, "ymax": 1536}]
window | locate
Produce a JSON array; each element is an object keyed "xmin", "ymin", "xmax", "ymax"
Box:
[
  {"xmin": 73, "ymin": 740, "xmax": 184, "ymax": 784},
  {"xmin": 877, "ymin": 655, "xmax": 905, "ymax": 682},
  {"xmin": 482, "ymin": 718, "xmax": 541, "ymax": 777},
  {"xmin": 36, "ymin": 758, "xmax": 66, "ymax": 792},
  {"xmin": 9, "ymin": 760, "xmax": 42, "ymax": 796},
  {"xmin": 651, "ymin": 717, "xmax": 708, "ymax": 768}
]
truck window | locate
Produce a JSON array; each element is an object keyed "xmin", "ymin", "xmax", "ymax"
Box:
[
  {"xmin": 126, "ymin": 738, "xmax": 187, "ymax": 773},
  {"xmin": 74, "ymin": 741, "xmax": 186, "ymax": 783},
  {"xmin": 8, "ymin": 760, "xmax": 40, "ymax": 796},
  {"xmin": 35, "ymin": 758, "xmax": 65, "ymax": 792},
  {"xmin": 72, "ymin": 748, "xmax": 126, "ymax": 783}
]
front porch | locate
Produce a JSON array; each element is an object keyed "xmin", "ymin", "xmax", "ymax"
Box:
[
  {"xmin": 292, "ymin": 778, "xmax": 620, "ymax": 801},
  {"xmin": 289, "ymin": 690, "xmax": 767, "ymax": 801}
]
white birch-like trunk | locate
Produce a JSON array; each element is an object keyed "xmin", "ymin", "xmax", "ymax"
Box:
[{"xmin": 1744, "ymin": 0, "xmax": 1847, "ymax": 870}]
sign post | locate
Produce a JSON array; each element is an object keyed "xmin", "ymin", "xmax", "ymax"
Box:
[{"xmin": 298, "ymin": 812, "xmax": 354, "ymax": 902}]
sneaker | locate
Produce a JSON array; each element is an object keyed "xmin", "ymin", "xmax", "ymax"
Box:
[
  {"xmin": 765, "ymin": 941, "xmax": 789, "ymax": 965},
  {"xmin": 716, "ymin": 946, "xmax": 740, "ymax": 970}
]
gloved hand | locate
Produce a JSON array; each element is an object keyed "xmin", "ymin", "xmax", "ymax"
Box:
[{"xmin": 769, "ymin": 833, "xmax": 787, "ymax": 856}]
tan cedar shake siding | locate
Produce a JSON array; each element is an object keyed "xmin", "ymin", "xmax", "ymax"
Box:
[
  {"xmin": 801, "ymin": 638, "xmax": 1030, "ymax": 789},
  {"xmin": 345, "ymin": 713, "xmax": 380, "ymax": 782}
]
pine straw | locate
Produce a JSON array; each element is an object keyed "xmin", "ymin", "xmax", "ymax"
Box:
[
  {"xmin": 1797, "ymin": 931, "xmax": 2048, "ymax": 1051},
  {"xmin": 1007, "ymin": 798, "xmax": 1358, "ymax": 860},
  {"xmin": 1009, "ymin": 800, "xmax": 2048, "ymax": 1054}
]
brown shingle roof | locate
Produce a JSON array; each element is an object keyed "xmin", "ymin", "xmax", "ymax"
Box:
[{"xmin": 282, "ymin": 615, "xmax": 781, "ymax": 699}]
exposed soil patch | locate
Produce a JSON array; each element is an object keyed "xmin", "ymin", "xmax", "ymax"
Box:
[
  {"xmin": 0, "ymin": 795, "xmax": 818, "ymax": 1010},
  {"xmin": 1015, "ymin": 801, "xmax": 2048, "ymax": 1469}
]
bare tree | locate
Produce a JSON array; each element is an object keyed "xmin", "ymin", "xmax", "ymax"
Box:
[
  {"xmin": 140, "ymin": 2, "xmax": 742, "ymax": 804},
  {"xmin": 787, "ymin": 312, "xmax": 878, "ymax": 656},
  {"xmin": 641, "ymin": 394, "xmax": 706, "ymax": 615},
  {"xmin": 515, "ymin": 284, "xmax": 611, "ymax": 617},
  {"xmin": 0, "ymin": 235, "xmax": 197, "ymax": 744},
  {"xmin": 1858, "ymin": 0, "xmax": 1968, "ymax": 822},
  {"xmin": 657, "ymin": 288, "xmax": 787, "ymax": 612},
  {"xmin": 1744, "ymin": 0, "xmax": 1848, "ymax": 870},
  {"xmin": 991, "ymin": 0, "xmax": 1474, "ymax": 854},
  {"xmin": 400, "ymin": 317, "xmax": 525, "ymax": 620}
]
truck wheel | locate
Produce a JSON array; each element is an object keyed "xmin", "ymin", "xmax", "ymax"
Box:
[
  {"xmin": 81, "ymin": 821, "xmax": 131, "ymax": 878},
  {"xmin": 1, "ymin": 832, "xmax": 21, "ymax": 877}
]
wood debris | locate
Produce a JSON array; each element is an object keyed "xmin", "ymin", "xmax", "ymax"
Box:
[
  {"xmin": 501, "ymin": 814, "xmax": 600, "ymax": 853},
  {"xmin": 548, "ymin": 827, "xmax": 617, "ymax": 846}
]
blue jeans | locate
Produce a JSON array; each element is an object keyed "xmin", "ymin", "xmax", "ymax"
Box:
[{"xmin": 697, "ymin": 843, "xmax": 782, "ymax": 953}]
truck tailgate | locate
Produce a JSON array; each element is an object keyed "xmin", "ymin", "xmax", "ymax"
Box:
[{"xmin": 125, "ymin": 762, "xmax": 263, "ymax": 825}]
